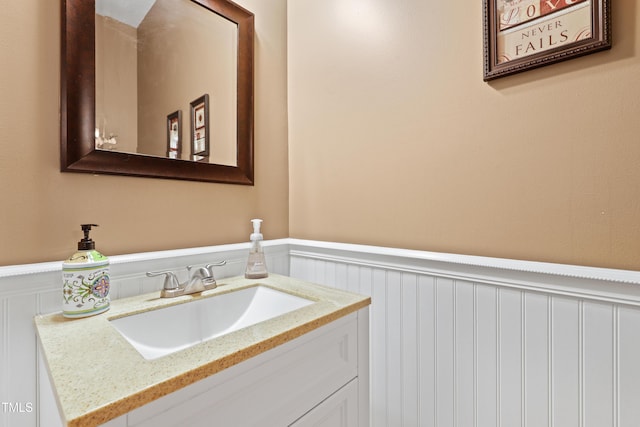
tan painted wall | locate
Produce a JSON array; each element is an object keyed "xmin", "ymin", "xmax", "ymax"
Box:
[
  {"xmin": 288, "ymin": 0, "xmax": 640, "ymax": 270},
  {"xmin": 0, "ymin": 0, "xmax": 289, "ymax": 266},
  {"xmin": 2, "ymin": 0, "xmax": 639, "ymax": 270}
]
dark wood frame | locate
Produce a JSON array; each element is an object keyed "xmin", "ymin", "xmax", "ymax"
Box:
[
  {"xmin": 166, "ymin": 110, "xmax": 182, "ymax": 159},
  {"xmin": 483, "ymin": 0, "xmax": 611, "ymax": 81},
  {"xmin": 61, "ymin": 0, "xmax": 254, "ymax": 184},
  {"xmin": 190, "ymin": 94, "xmax": 210, "ymax": 159}
]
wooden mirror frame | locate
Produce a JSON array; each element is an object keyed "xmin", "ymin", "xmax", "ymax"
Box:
[{"xmin": 61, "ymin": 0, "xmax": 254, "ymax": 184}]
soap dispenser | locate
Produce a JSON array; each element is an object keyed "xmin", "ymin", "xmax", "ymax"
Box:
[
  {"xmin": 62, "ymin": 224, "xmax": 110, "ymax": 318},
  {"xmin": 244, "ymin": 219, "xmax": 268, "ymax": 279}
]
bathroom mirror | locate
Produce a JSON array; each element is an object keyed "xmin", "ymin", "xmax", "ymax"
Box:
[{"xmin": 61, "ymin": 0, "xmax": 254, "ymax": 184}]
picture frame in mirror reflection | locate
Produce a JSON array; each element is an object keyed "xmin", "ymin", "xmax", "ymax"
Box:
[
  {"xmin": 166, "ymin": 110, "xmax": 182, "ymax": 159},
  {"xmin": 190, "ymin": 94, "xmax": 210, "ymax": 160},
  {"xmin": 483, "ymin": 0, "xmax": 611, "ymax": 81}
]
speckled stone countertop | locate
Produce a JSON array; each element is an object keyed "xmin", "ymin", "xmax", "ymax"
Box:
[{"xmin": 34, "ymin": 274, "xmax": 370, "ymax": 427}]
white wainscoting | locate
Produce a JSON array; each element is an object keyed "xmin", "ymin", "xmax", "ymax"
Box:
[
  {"xmin": 288, "ymin": 240, "xmax": 640, "ymax": 427},
  {"xmin": 2, "ymin": 238, "xmax": 640, "ymax": 427}
]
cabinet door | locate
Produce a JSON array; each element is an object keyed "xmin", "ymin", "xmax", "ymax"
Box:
[{"xmin": 290, "ymin": 379, "xmax": 359, "ymax": 427}]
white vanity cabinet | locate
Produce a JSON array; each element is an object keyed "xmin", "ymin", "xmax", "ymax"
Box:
[{"xmin": 102, "ymin": 308, "xmax": 369, "ymax": 427}]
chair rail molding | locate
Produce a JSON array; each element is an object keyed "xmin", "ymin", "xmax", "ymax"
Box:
[{"xmin": 288, "ymin": 239, "xmax": 640, "ymax": 306}]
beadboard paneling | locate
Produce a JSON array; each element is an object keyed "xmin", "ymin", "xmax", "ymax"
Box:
[
  {"xmin": 619, "ymin": 307, "xmax": 640, "ymax": 426},
  {"xmin": 288, "ymin": 241, "xmax": 640, "ymax": 427},
  {"xmin": 2, "ymin": 239, "xmax": 640, "ymax": 426}
]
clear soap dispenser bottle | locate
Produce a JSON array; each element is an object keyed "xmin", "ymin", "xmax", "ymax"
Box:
[{"xmin": 245, "ymin": 219, "xmax": 268, "ymax": 279}]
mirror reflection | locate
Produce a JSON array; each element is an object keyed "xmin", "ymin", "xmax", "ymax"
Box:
[{"xmin": 95, "ymin": 0, "xmax": 238, "ymax": 166}]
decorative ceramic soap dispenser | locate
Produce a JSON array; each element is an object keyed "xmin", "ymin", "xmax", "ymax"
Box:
[
  {"xmin": 244, "ymin": 219, "xmax": 268, "ymax": 279},
  {"xmin": 62, "ymin": 224, "xmax": 110, "ymax": 318}
]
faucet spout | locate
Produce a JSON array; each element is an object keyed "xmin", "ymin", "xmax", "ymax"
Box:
[{"xmin": 183, "ymin": 266, "xmax": 215, "ymax": 294}]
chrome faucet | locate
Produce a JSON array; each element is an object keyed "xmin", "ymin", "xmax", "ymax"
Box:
[{"xmin": 146, "ymin": 261, "xmax": 226, "ymax": 298}]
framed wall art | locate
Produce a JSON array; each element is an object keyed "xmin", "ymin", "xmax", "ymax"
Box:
[
  {"xmin": 166, "ymin": 110, "xmax": 182, "ymax": 159},
  {"xmin": 483, "ymin": 0, "xmax": 611, "ymax": 81},
  {"xmin": 190, "ymin": 94, "xmax": 210, "ymax": 159}
]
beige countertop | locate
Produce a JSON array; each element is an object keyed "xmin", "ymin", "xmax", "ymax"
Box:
[{"xmin": 34, "ymin": 274, "xmax": 371, "ymax": 427}]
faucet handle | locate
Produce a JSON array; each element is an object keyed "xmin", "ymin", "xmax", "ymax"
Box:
[
  {"xmin": 204, "ymin": 261, "xmax": 227, "ymax": 283},
  {"xmin": 146, "ymin": 270, "xmax": 180, "ymax": 290},
  {"xmin": 186, "ymin": 261, "xmax": 226, "ymax": 277},
  {"xmin": 205, "ymin": 260, "xmax": 227, "ymax": 275}
]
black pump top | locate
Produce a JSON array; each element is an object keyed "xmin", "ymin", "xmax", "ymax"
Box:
[{"xmin": 78, "ymin": 224, "xmax": 99, "ymax": 250}]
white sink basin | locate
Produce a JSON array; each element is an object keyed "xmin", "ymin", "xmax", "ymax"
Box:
[{"xmin": 110, "ymin": 285, "xmax": 314, "ymax": 360}]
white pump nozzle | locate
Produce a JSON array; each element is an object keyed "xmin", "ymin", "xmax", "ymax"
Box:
[{"xmin": 250, "ymin": 219, "xmax": 263, "ymax": 241}]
